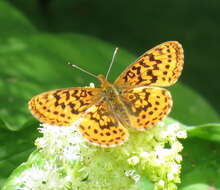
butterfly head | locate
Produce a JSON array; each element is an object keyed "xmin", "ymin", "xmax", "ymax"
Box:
[
  {"xmin": 98, "ymin": 74, "xmax": 112, "ymax": 88},
  {"xmin": 98, "ymin": 74, "xmax": 117, "ymax": 100}
]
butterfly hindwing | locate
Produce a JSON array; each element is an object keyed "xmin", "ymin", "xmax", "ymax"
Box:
[
  {"xmin": 120, "ymin": 87, "xmax": 172, "ymax": 130},
  {"xmin": 79, "ymin": 100, "xmax": 129, "ymax": 147}
]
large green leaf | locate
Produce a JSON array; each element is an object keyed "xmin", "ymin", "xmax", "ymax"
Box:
[
  {"xmin": 0, "ymin": 125, "xmax": 39, "ymax": 188},
  {"xmin": 187, "ymin": 123, "xmax": 220, "ymax": 143},
  {"xmin": 167, "ymin": 121, "xmax": 220, "ymax": 189},
  {"xmin": 180, "ymin": 183, "xmax": 220, "ymax": 190},
  {"xmin": 170, "ymin": 84, "xmax": 220, "ymax": 125},
  {"xmin": 181, "ymin": 122, "xmax": 220, "ymax": 190},
  {"xmin": 179, "ymin": 137, "xmax": 220, "ymax": 189},
  {"xmin": 0, "ymin": 1, "xmax": 36, "ymax": 37}
]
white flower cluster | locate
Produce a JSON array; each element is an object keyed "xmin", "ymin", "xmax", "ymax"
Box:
[
  {"xmin": 13, "ymin": 122, "xmax": 85, "ymax": 190},
  {"xmin": 126, "ymin": 122, "xmax": 187, "ymax": 190},
  {"xmin": 11, "ymin": 119, "xmax": 186, "ymax": 190},
  {"xmin": 35, "ymin": 123, "xmax": 85, "ymax": 162},
  {"xmin": 14, "ymin": 162, "xmax": 66, "ymax": 190}
]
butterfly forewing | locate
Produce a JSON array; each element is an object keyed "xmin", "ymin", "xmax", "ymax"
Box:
[
  {"xmin": 28, "ymin": 87, "xmax": 101, "ymax": 126},
  {"xmin": 120, "ymin": 87, "xmax": 172, "ymax": 130},
  {"xmin": 79, "ymin": 100, "xmax": 129, "ymax": 147},
  {"xmin": 114, "ymin": 41, "xmax": 184, "ymax": 87}
]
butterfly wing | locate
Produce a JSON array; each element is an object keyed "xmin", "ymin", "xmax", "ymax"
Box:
[
  {"xmin": 28, "ymin": 87, "xmax": 101, "ymax": 126},
  {"xmin": 120, "ymin": 86, "xmax": 172, "ymax": 130},
  {"xmin": 114, "ymin": 41, "xmax": 184, "ymax": 87},
  {"xmin": 79, "ymin": 100, "xmax": 129, "ymax": 147}
]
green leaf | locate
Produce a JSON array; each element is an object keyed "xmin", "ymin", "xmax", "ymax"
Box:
[
  {"xmin": 0, "ymin": 125, "xmax": 39, "ymax": 188},
  {"xmin": 166, "ymin": 120, "xmax": 220, "ymax": 189},
  {"xmin": 179, "ymin": 123, "xmax": 220, "ymax": 188},
  {"xmin": 170, "ymin": 84, "xmax": 220, "ymax": 125},
  {"xmin": 137, "ymin": 177, "xmax": 154, "ymax": 190},
  {"xmin": 0, "ymin": 1, "xmax": 36, "ymax": 38},
  {"xmin": 179, "ymin": 137, "xmax": 220, "ymax": 189},
  {"xmin": 187, "ymin": 123, "xmax": 220, "ymax": 143},
  {"xmin": 180, "ymin": 183, "xmax": 219, "ymax": 190}
]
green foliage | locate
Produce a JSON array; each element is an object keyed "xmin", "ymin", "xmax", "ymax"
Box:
[
  {"xmin": 180, "ymin": 137, "xmax": 220, "ymax": 189},
  {"xmin": 0, "ymin": 125, "xmax": 38, "ymax": 188},
  {"xmin": 0, "ymin": 1, "xmax": 36, "ymax": 38},
  {"xmin": 0, "ymin": 1, "xmax": 220, "ymax": 189},
  {"xmin": 187, "ymin": 123, "xmax": 220, "ymax": 142}
]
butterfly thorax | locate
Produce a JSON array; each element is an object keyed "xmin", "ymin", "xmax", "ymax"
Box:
[
  {"xmin": 98, "ymin": 74, "xmax": 131, "ymax": 127},
  {"xmin": 98, "ymin": 74, "xmax": 119, "ymax": 99}
]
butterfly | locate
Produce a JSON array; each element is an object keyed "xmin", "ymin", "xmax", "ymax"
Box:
[{"xmin": 28, "ymin": 41, "xmax": 184, "ymax": 147}]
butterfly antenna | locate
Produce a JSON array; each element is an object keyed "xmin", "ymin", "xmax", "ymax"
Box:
[
  {"xmin": 67, "ymin": 62, "xmax": 99, "ymax": 80},
  {"xmin": 106, "ymin": 47, "xmax": 119, "ymax": 80}
]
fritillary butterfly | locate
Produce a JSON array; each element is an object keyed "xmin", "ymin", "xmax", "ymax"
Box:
[{"xmin": 28, "ymin": 41, "xmax": 184, "ymax": 147}]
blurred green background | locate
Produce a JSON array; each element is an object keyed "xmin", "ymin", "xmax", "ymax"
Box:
[{"xmin": 1, "ymin": 0, "xmax": 220, "ymax": 189}]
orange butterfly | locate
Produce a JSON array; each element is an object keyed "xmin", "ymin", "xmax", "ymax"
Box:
[{"xmin": 29, "ymin": 41, "xmax": 184, "ymax": 147}]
